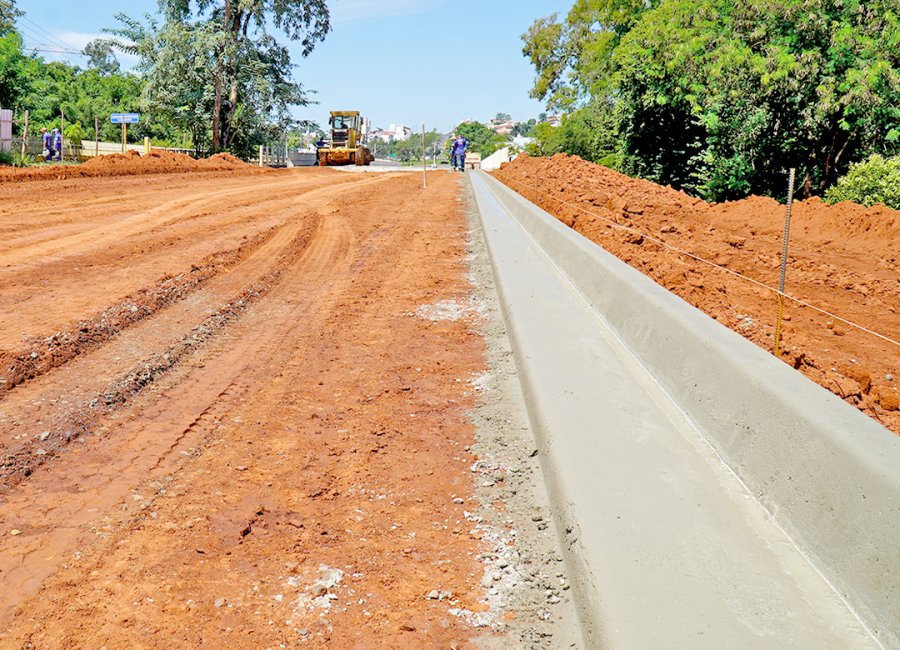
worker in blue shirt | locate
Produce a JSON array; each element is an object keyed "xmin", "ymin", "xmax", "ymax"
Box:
[
  {"xmin": 52, "ymin": 128, "xmax": 62, "ymax": 161},
  {"xmin": 41, "ymin": 128, "xmax": 53, "ymax": 161},
  {"xmin": 451, "ymin": 135, "xmax": 469, "ymax": 172}
]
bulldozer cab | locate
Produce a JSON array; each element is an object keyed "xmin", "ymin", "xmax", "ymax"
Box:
[{"xmin": 329, "ymin": 112, "xmax": 361, "ymax": 149}]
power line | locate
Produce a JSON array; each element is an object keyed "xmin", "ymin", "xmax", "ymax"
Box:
[
  {"xmin": 19, "ymin": 15, "xmax": 83, "ymax": 54},
  {"xmin": 16, "ymin": 23, "xmax": 85, "ymax": 64},
  {"xmin": 26, "ymin": 48, "xmax": 86, "ymax": 56}
]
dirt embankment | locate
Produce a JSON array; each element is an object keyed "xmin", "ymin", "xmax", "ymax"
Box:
[
  {"xmin": 494, "ymin": 153, "xmax": 900, "ymax": 434},
  {"xmin": 0, "ymin": 149, "xmax": 261, "ymax": 183}
]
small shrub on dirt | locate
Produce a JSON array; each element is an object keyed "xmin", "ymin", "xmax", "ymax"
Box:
[
  {"xmin": 825, "ymin": 154, "xmax": 900, "ymax": 209},
  {"xmin": 0, "ymin": 150, "xmax": 13, "ymax": 166}
]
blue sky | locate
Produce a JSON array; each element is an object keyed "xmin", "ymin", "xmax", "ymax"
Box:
[{"xmin": 16, "ymin": 0, "xmax": 571, "ymax": 132}]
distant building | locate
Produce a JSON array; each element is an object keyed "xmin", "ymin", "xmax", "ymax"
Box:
[
  {"xmin": 371, "ymin": 124, "xmax": 412, "ymax": 143},
  {"xmin": 546, "ymin": 114, "xmax": 562, "ymax": 128},
  {"xmin": 487, "ymin": 116, "xmax": 516, "ymax": 136}
]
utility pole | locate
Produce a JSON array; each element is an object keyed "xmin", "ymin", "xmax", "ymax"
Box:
[
  {"xmin": 422, "ymin": 124, "xmax": 427, "ymax": 190},
  {"xmin": 60, "ymin": 109, "xmax": 65, "ymax": 162}
]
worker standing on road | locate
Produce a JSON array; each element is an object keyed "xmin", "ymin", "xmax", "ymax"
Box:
[
  {"xmin": 41, "ymin": 128, "xmax": 53, "ymax": 161},
  {"xmin": 52, "ymin": 128, "xmax": 62, "ymax": 162},
  {"xmin": 451, "ymin": 134, "xmax": 469, "ymax": 172}
]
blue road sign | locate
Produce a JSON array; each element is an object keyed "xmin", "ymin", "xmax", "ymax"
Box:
[{"xmin": 111, "ymin": 113, "xmax": 140, "ymax": 124}]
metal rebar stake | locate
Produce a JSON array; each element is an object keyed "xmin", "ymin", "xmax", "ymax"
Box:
[{"xmin": 774, "ymin": 168, "xmax": 796, "ymax": 356}]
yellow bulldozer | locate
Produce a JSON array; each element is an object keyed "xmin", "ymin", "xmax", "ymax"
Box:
[{"xmin": 316, "ymin": 111, "xmax": 375, "ymax": 167}]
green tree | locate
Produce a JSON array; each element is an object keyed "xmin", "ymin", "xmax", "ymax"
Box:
[
  {"xmin": 523, "ymin": 0, "xmax": 661, "ymax": 111},
  {"xmin": 84, "ymin": 39, "xmax": 121, "ymax": 76},
  {"xmin": 512, "ymin": 118, "xmax": 538, "ymax": 137},
  {"xmin": 109, "ymin": 15, "xmax": 217, "ymax": 150},
  {"xmin": 0, "ymin": 31, "xmax": 29, "ymax": 109},
  {"xmin": 522, "ymin": 0, "xmax": 900, "ymax": 201},
  {"xmin": 391, "ymin": 129, "xmax": 442, "ymax": 163},
  {"xmin": 453, "ymin": 121, "xmax": 508, "ymax": 158},
  {"xmin": 144, "ymin": 0, "xmax": 330, "ymax": 152},
  {"xmin": 0, "ymin": 0, "xmax": 22, "ymax": 36}
]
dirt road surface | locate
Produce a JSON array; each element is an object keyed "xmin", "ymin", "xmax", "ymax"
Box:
[
  {"xmin": 0, "ymin": 167, "xmax": 578, "ymax": 648},
  {"xmin": 495, "ymin": 154, "xmax": 900, "ymax": 435}
]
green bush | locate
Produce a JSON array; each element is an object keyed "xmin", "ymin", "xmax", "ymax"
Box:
[
  {"xmin": 0, "ymin": 149, "xmax": 38, "ymax": 167},
  {"xmin": 824, "ymin": 155, "xmax": 900, "ymax": 209}
]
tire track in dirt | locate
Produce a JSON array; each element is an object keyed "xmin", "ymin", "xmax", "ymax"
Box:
[
  {"xmin": 0, "ymin": 175, "xmax": 366, "ymax": 346},
  {"xmin": 0, "ymin": 175, "xmax": 339, "ymax": 353},
  {"xmin": 0, "ymin": 202, "xmax": 356, "ymax": 623},
  {"xmin": 0, "ymin": 172, "xmax": 387, "ymax": 386},
  {"xmin": 0, "ymin": 175, "xmax": 397, "ymax": 489},
  {"xmin": 0, "ymin": 226, "xmax": 280, "ymax": 396},
  {"xmin": 0, "ymin": 172, "xmax": 506, "ymax": 649}
]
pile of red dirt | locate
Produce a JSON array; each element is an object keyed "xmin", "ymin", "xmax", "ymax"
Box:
[
  {"xmin": 494, "ymin": 153, "xmax": 900, "ymax": 433},
  {"xmin": 0, "ymin": 149, "xmax": 258, "ymax": 183}
]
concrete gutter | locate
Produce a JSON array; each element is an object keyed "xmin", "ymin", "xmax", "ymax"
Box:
[{"xmin": 469, "ymin": 170, "xmax": 898, "ymax": 648}]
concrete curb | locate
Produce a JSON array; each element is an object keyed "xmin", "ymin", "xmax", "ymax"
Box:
[{"xmin": 469, "ymin": 170, "xmax": 898, "ymax": 648}]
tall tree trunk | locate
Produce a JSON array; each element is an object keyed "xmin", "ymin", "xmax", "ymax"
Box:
[
  {"xmin": 212, "ymin": 0, "xmax": 233, "ymax": 152},
  {"xmin": 212, "ymin": 64, "xmax": 223, "ymax": 151},
  {"xmin": 219, "ymin": 2, "xmax": 244, "ymax": 150}
]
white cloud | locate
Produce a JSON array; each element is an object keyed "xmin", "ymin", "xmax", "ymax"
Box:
[{"xmin": 329, "ymin": 0, "xmax": 442, "ymax": 25}]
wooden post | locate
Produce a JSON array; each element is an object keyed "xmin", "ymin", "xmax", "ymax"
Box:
[
  {"xmin": 94, "ymin": 117, "xmax": 99, "ymax": 158},
  {"xmin": 422, "ymin": 124, "xmax": 427, "ymax": 190},
  {"xmin": 144, "ymin": 136, "xmax": 151, "ymax": 155},
  {"xmin": 259, "ymin": 144, "xmax": 264, "ymax": 167},
  {"xmin": 122, "ymin": 122, "xmax": 127, "ymax": 153},
  {"xmin": 60, "ymin": 109, "xmax": 65, "ymax": 162},
  {"xmin": 21, "ymin": 110, "xmax": 28, "ymax": 158}
]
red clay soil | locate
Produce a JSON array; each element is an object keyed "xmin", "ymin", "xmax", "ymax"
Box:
[
  {"xmin": 494, "ymin": 153, "xmax": 900, "ymax": 434},
  {"xmin": 0, "ymin": 170, "xmax": 511, "ymax": 647},
  {"xmin": 0, "ymin": 149, "xmax": 261, "ymax": 183}
]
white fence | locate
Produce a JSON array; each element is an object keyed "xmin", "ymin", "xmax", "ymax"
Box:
[
  {"xmin": 0, "ymin": 109, "xmax": 12, "ymax": 153},
  {"xmin": 16, "ymin": 137, "xmax": 205, "ymax": 161}
]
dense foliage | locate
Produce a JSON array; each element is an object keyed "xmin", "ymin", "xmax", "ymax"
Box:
[
  {"xmin": 825, "ymin": 154, "xmax": 900, "ymax": 208},
  {"xmin": 0, "ymin": 31, "xmax": 148, "ymax": 143},
  {"xmin": 0, "ymin": 0, "xmax": 331, "ymax": 158},
  {"xmin": 0, "ymin": 0, "xmax": 21, "ymax": 35},
  {"xmin": 524, "ymin": 0, "xmax": 900, "ymax": 201},
  {"xmin": 451, "ymin": 121, "xmax": 508, "ymax": 158}
]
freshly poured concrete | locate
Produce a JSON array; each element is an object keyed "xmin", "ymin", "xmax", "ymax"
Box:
[{"xmin": 469, "ymin": 171, "xmax": 888, "ymax": 648}]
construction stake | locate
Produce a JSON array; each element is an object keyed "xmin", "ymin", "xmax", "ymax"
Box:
[
  {"xmin": 774, "ymin": 168, "xmax": 796, "ymax": 357},
  {"xmin": 21, "ymin": 110, "xmax": 28, "ymax": 158}
]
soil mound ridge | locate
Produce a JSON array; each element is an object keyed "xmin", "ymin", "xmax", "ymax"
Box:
[
  {"xmin": 0, "ymin": 149, "xmax": 259, "ymax": 183},
  {"xmin": 494, "ymin": 153, "xmax": 899, "ymax": 434}
]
